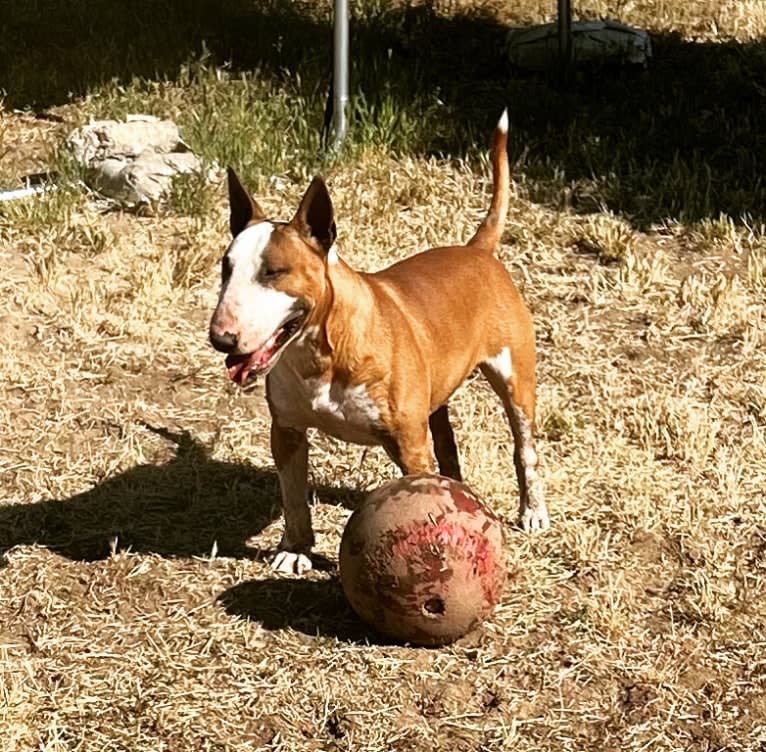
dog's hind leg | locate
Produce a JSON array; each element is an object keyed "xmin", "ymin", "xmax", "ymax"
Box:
[
  {"xmin": 429, "ymin": 404, "xmax": 463, "ymax": 481},
  {"xmin": 270, "ymin": 423, "xmax": 315, "ymax": 574},
  {"xmin": 480, "ymin": 347, "xmax": 548, "ymax": 532}
]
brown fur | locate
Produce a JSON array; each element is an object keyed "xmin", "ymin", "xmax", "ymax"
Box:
[{"xmin": 211, "ymin": 113, "xmax": 547, "ymax": 573}]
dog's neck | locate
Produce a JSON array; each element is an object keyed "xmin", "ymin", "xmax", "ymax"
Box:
[{"xmin": 278, "ymin": 253, "xmax": 376, "ymax": 380}]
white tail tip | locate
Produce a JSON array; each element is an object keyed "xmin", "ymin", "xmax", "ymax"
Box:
[{"xmin": 498, "ymin": 108, "xmax": 509, "ymax": 133}]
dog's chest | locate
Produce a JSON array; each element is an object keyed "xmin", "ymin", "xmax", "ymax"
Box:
[{"xmin": 267, "ymin": 366, "xmax": 383, "ymax": 445}]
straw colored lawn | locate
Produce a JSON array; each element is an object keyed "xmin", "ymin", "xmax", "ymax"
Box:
[{"xmin": 1, "ymin": 2, "xmax": 765, "ymax": 750}]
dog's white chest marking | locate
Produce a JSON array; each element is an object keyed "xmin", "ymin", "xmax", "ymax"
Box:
[
  {"xmin": 311, "ymin": 380, "xmax": 379, "ymax": 424},
  {"xmin": 269, "ymin": 367, "xmax": 382, "ymax": 445}
]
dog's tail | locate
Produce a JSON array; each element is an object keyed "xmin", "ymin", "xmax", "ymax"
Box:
[{"xmin": 467, "ymin": 109, "xmax": 510, "ymax": 252}]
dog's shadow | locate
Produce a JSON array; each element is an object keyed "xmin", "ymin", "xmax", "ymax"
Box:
[{"xmin": 0, "ymin": 425, "xmax": 363, "ymax": 565}]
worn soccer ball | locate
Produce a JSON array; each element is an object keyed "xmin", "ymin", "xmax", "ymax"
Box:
[{"xmin": 339, "ymin": 474, "xmax": 506, "ymax": 646}]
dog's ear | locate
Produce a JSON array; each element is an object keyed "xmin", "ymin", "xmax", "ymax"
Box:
[
  {"xmin": 290, "ymin": 176, "xmax": 337, "ymax": 254},
  {"xmin": 227, "ymin": 167, "xmax": 266, "ymax": 237}
]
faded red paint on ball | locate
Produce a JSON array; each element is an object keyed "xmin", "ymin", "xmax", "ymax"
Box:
[
  {"xmin": 339, "ymin": 473, "xmax": 506, "ymax": 646},
  {"xmin": 450, "ymin": 488, "xmax": 481, "ymax": 514},
  {"xmin": 388, "ymin": 518, "xmax": 500, "ymax": 604}
]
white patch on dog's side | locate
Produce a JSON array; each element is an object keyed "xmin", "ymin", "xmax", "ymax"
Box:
[
  {"xmin": 484, "ymin": 346, "xmax": 512, "ymax": 381},
  {"xmin": 327, "ymin": 244, "xmax": 339, "ymax": 265},
  {"xmin": 217, "ymin": 221, "xmax": 299, "ymax": 353}
]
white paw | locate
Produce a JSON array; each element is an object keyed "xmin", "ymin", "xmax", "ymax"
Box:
[
  {"xmin": 271, "ymin": 550, "xmax": 313, "ymax": 575},
  {"xmin": 521, "ymin": 505, "xmax": 550, "ymax": 533}
]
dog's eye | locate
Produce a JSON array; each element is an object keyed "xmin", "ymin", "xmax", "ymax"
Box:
[{"xmin": 262, "ymin": 267, "xmax": 288, "ymax": 281}]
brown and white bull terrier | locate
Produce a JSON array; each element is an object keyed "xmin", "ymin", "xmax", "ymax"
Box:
[{"xmin": 209, "ymin": 110, "xmax": 547, "ymax": 574}]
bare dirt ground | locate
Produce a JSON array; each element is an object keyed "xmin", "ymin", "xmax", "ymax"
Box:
[{"xmin": 2, "ymin": 4, "xmax": 766, "ymax": 750}]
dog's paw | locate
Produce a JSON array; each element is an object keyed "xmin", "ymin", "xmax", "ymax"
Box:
[
  {"xmin": 520, "ymin": 505, "xmax": 550, "ymax": 533},
  {"xmin": 271, "ymin": 550, "xmax": 313, "ymax": 575}
]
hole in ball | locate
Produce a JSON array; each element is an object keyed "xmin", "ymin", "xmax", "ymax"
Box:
[{"xmin": 422, "ymin": 597, "xmax": 445, "ymax": 617}]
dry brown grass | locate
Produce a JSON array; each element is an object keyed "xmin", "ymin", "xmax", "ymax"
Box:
[
  {"xmin": 2, "ymin": 2, "xmax": 766, "ymax": 750},
  {"xmin": 460, "ymin": 0, "xmax": 766, "ymax": 40}
]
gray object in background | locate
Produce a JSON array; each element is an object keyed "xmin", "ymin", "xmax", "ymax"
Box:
[
  {"xmin": 508, "ymin": 19, "xmax": 652, "ymax": 71},
  {"xmin": 67, "ymin": 115, "xmax": 214, "ymax": 208}
]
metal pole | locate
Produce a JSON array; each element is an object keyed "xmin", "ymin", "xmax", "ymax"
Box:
[
  {"xmin": 332, "ymin": 0, "xmax": 349, "ymax": 150},
  {"xmin": 557, "ymin": 0, "xmax": 572, "ymax": 74}
]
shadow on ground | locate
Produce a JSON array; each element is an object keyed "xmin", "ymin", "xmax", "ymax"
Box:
[
  {"xmin": 2, "ymin": 0, "xmax": 765, "ymax": 224},
  {"xmin": 218, "ymin": 576, "xmax": 386, "ymax": 643},
  {"xmin": 0, "ymin": 426, "xmax": 363, "ymax": 564}
]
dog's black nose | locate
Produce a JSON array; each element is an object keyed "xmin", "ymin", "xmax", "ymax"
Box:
[{"xmin": 210, "ymin": 328, "xmax": 238, "ymax": 353}]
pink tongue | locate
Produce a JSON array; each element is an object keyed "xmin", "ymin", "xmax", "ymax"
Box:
[{"xmin": 224, "ymin": 330, "xmax": 281, "ymax": 385}]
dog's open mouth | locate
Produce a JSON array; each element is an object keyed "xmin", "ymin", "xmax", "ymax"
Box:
[{"xmin": 225, "ymin": 313, "xmax": 306, "ymax": 385}]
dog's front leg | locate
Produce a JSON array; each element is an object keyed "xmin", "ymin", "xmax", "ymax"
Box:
[
  {"xmin": 384, "ymin": 421, "xmax": 435, "ymax": 475},
  {"xmin": 270, "ymin": 422, "xmax": 315, "ymax": 575}
]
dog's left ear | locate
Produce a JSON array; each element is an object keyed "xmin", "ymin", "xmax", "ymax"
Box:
[{"xmin": 290, "ymin": 176, "xmax": 337, "ymax": 254}]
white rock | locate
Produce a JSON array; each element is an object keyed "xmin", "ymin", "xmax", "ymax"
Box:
[{"xmin": 67, "ymin": 115, "xmax": 214, "ymax": 207}]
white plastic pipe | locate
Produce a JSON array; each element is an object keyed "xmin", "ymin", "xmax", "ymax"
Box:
[{"xmin": 0, "ymin": 184, "xmax": 55, "ymax": 203}]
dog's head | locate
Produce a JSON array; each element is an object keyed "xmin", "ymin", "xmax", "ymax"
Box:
[{"xmin": 209, "ymin": 168, "xmax": 337, "ymax": 385}]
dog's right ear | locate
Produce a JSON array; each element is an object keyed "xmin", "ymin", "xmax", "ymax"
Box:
[
  {"xmin": 227, "ymin": 167, "xmax": 266, "ymax": 237},
  {"xmin": 290, "ymin": 176, "xmax": 337, "ymax": 254}
]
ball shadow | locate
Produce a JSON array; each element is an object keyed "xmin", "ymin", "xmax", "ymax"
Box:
[{"xmin": 217, "ymin": 576, "xmax": 387, "ymax": 644}]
